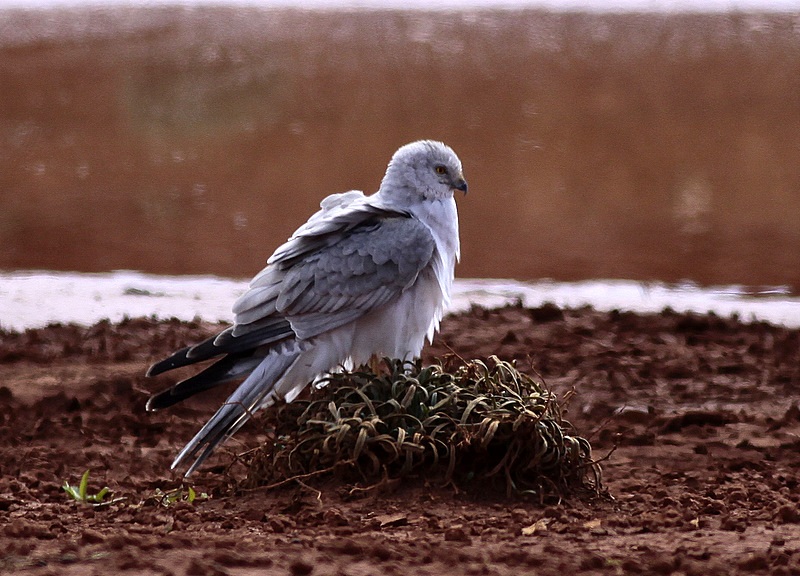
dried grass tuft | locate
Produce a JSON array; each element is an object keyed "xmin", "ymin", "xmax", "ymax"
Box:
[{"xmin": 242, "ymin": 356, "xmax": 601, "ymax": 500}]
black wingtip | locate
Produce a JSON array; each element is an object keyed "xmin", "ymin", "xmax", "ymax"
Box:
[
  {"xmin": 146, "ymin": 346, "xmax": 192, "ymax": 378},
  {"xmin": 145, "ymin": 386, "xmax": 190, "ymax": 412},
  {"xmin": 144, "ymin": 394, "xmax": 159, "ymax": 412},
  {"xmin": 145, "ymin": 354, "xmax": 249, "ymax": 411}
]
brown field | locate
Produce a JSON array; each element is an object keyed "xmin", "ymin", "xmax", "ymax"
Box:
[
  {"xmin": 2, "ymin": 306, "xmax": 800, "ymax": 575},
  {"xmin": 1, "ymin": 7, "xmax": 800, "ymax": 288}
]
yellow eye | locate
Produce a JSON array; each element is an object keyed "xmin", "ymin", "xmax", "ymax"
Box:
[{"xmin": 435, "ymin": 165, "xmax": 448, "ymax": 175}]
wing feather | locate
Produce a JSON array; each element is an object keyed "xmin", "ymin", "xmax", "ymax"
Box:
[
  {"xmin": 276, "ymin": 217, "xmax": 435, "ymax": 337},
  {"xmin": 230, "ymin": 211, "xmax": 436, "ymax": 343}
]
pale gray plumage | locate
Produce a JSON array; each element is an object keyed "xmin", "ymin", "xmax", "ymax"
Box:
[{"xmin": 146, "ymin": 140, "xmax": 467, "ymax": 476}]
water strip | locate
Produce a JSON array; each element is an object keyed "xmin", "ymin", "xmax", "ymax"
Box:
[{"xmin": 2, "ymin": 271, "xmax": 798, "ymax": 331}]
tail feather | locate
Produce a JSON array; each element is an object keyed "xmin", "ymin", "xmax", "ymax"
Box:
[
  {"xmin": 146, "ymin": 320, "xmax": 295, "ymax": 405},
  {"xmin": 145, "ymin": 353, "xmax": 262, "ymax": 411},
  {"xmin": 147, "ymin": 318, "xmax": 305, "ymax": 475},
  {"xmin": 146, "ymin": 344, "xmax": 203, "ymax": 377},
  {"xmin": 171, "ymin": 349, "xmax": 302, "ymax": 475},
  {"xmin": 147, "ymin": 320, "xmax": 294, "ymax": 378}
]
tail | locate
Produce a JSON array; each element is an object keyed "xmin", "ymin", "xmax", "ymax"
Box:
[
  {"xmin": 146, "ymin": 319, "xmax": 295, "ymax": 412},
  {"xmin": 145, "ymin": 319, "xmax": 301, "ymax": 475},
  {"xmin": 171, "ymin": 347, "xmax": 303, "ymax": 476},
  {"xmin": 146, "ymin": 353, "xmax": 262, "ymax": 411}
]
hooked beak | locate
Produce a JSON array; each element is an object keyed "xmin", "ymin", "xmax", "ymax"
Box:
[{"xmin": 453, "ymin": 176, "xmax": 468, "ymax": 196}]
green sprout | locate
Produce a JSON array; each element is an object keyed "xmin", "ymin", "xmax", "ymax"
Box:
[
  {"xmin": 147, "ymin": 485, "xmax": 209, "ymax": 507},
  {"xmin": 62, "ymin": 469, "xmax": 111, "ymax": 504}
]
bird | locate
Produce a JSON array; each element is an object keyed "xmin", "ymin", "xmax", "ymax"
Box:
[{"xmin": 146, "ymin": 140, "xmax": 467, "ymax": 476}]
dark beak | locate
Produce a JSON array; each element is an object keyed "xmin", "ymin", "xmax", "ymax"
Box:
[{"xmin": 454, "ymin": 178, "xmax": 468, "ymax": 195}]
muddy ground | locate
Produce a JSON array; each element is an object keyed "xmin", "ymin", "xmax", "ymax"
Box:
[{"xmin": 2, "ymin": 304, "xmax": 800, "ymax": 575}]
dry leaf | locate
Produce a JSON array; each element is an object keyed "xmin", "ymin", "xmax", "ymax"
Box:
[
  {"xmin": 376, "ymin": 513, "xmax": 408, "ymax": 528},
  {"xmin": 521, "ymin": 518, "xmax": 550, "ymax": 536}
]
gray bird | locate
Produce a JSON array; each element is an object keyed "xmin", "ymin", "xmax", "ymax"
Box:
[{"xmin": 146, "ymin": 140, "xmax": 467, "ymax": 475}]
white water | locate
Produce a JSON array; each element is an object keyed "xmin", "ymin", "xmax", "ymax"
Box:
[{"xmin": 2, "ymin": 271, "xmax": 799, "ymax": 332}]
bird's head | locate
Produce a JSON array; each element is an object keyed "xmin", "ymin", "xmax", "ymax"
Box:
[{"xmin": 380, "ymin": 140, "xmax": 468, "ymax": 202}]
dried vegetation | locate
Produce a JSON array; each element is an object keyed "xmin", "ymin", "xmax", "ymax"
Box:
[{"xmin": 243, "ymin": 356, "xmax": 601, "ymax": 500}]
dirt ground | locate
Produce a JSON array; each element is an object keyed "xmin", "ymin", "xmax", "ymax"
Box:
[{"xmin": 2, "ymin": 303, "xmax": 800, "ymax": 575}]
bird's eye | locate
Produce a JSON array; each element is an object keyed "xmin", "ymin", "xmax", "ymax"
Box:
[{"xmin": 435, "ymin": 165, "xmax": 448, "ymax": 175}]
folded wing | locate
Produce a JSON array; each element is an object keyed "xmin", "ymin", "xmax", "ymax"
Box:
[{"xmin": 146, "ymin": 205, "xmax": 437, "ymax": 473}]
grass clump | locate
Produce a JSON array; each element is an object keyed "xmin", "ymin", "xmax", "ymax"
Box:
[{"xmin": 243, "ymin": 356, "xmax": 601, "ymax": 500}]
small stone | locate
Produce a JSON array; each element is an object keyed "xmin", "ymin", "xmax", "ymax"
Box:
[
  {"xmin": 80, "ymin": 529, "xmax": 105, "ymax": 544},
  {"xmin": 444, "ymin": 526, "xmax": 471, "ymax": 544},
  {"xmin": 775, "ymin": 504, "xmax": 800, "ymax": 524}
]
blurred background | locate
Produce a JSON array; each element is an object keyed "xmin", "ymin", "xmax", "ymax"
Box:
[{"xmin": 1, "ymin": 2, "xmax": 799, "ymax": 290}]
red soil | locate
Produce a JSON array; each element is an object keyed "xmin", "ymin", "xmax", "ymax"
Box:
[{"xmin": 2, "ymin": 305, "xmax": 800, "ymax": 575}]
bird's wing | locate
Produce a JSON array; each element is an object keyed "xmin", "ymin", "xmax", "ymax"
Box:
[
  {"xmin": 147, "ymin": 194, "xmax": 400, "ymax": 377},
  {"xmin": 264, "ymin": 190, "xmax": 386, "ymax": 267},
  {"xmin": 146, "ymin": 199, "xmax": 433, "ymax": 399},
  {"xmin": 232, "ymin": 212, "xmax": 437, "ymax": 341},
  {"xmin": 156, "ymin": 211, "xmax": 438, "ymax": 472}
]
